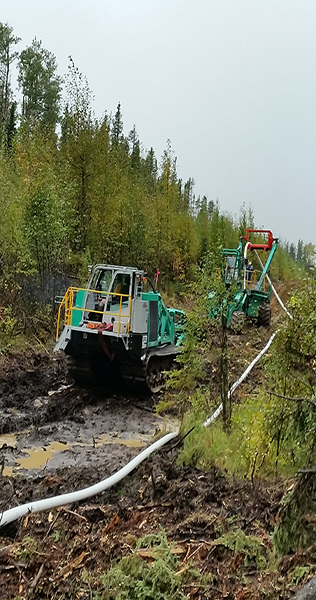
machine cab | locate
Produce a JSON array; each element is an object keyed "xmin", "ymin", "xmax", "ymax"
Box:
[{"xmin": 82, "ymin": 266, "xmax": 135, "ymax": 325}]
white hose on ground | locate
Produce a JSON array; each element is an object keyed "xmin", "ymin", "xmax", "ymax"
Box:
[
  {"xmin": 203, "ymin": 331, "xmax": 277, "ymax": 427},
  {"xmin": 0, "ymin": 430, "xmax": 178, "ymax": 527},
  {"xmin": 254, "ymin": 249, "xmax": 293, "ymax": 319},
  {"xmin": 204, "ymin": 253, "xmax": 294, "ymax": 427},
  {"xmin": 2, "ymin": 274, "xmax": 293, "ymax": 527}
]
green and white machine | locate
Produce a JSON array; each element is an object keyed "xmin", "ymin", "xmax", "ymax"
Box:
[
  {"xmin": 55, "ymin": 265, "xmax": 184, "ymax": 392},
  {"xmin": 210, "ymin": 229, "xmax": 278, "ymax": 330}
]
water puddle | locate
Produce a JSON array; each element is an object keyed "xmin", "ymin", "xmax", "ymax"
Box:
[
  {"xmin": 0, "ymin": 433, "xmax": 17, "ymax": 448},
  {"xmin": 0, "ymin": 403, "xmax": 173, "ymax": 477},
  {"xmin": 3, "ymin": 434, "xmax": 146, "ymax": 476},
  {"xmin": 16, "ymin": 441, "xmax": 69, "ymax": 470},
  {"xmin": 3, "ymin": 466, "xmax": 14, "ymax": 477}
]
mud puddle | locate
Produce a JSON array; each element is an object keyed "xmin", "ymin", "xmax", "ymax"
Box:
[{"xmin": 0, "ymin": 382, "xmax": 178, "ymax": 478}]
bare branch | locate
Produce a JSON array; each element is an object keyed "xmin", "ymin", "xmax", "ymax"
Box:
[{"xmin": 267, "ymin": 390, "xmax": 316, "ymax": 407}]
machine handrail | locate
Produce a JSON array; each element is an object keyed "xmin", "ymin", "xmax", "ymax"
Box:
[{"xmin": 56, "ymin": 287, "xmax": 132, "ymax": 340}]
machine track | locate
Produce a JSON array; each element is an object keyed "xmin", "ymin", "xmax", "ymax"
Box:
[
  {"xmin": 66, "ymin": 354, "xmax": 124, "ymax": 392},
  {"xmin": 67, "ymin": 346, "xmax": 180, "ymax": 395}
]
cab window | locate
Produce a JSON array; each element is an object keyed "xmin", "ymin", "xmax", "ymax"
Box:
[{"xmin": 111, "ymin": 274, "xmax": 131, "ymax": 302}]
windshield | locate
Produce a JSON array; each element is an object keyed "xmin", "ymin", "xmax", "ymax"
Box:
[
  {"xmin": 225, "ymin": 257, "xmax": 238, "ymax": 282},
  {"xmin": 89, "ymin": 268, "xmax": 113, "ymax": 292}
]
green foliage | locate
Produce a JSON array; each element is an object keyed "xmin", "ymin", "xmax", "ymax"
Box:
[
  {"xmin": 176, "ymin": 281, "xmax": 316, "ymax": 477},
  {"xmin": 0, "ymin": 23, "xmax": 20, "ymax": 148},
  {"xmin": 273, "ymin": 472, "xmax": 316, "ymax": 555},
  {"xmin": 24, "ymin": 188, "xmax": 66, "ymax": 286},
  {"xmin": 262, "ymin": 281, "xmax": 316, "ymax": 468},
  {"xmin": 0, "ymin": 305, "xmax": 18, "ymax": 349},
  {"xmin": 169, "ymin": 258, "xmax": 239, "ymax": 432},
  {"xmin": 98, "ymin": 529, "xmax": 186, "ymax": 600},
  {"xmin": 0, "ymin": 25, "xmax": 306, "ymax": 350},
  {"xmin": 17, "ymin": 535, "xmax": 38, "ymax": 562},
  {"xmin": 166, "ymin": 265, "xmax": 217, "ymax": 418},
  {"xmin": 178, "ymin": 412, "xmax": 254, "ymax": 475},
  {"xmin": 290, "ymin": 566, "xmax": 310, "ymax": 586},
  {"xmin": 183, "ymin": 281, "xmax": 316, "ymax": 480},
  {"xmin": 18, "ymin": 38, "xmax": 61, "ymax": 129},
  {"xmin": 214, "ymin": 528, "xmax": 267, "ymax": 569},
  {"xmin": 178, "ymin": 393, "xmax": 308, "ymax": 479},
  {"xmin": 50, "ymin": 529, "xmax": 62, "ymax": 542}
]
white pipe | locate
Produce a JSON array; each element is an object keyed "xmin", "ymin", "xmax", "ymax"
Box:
[
  {"xmin": 0, "ymin": 430, "xmax": 178, "ymax": 527},
  {"xmin": 229, "ymin": 331, "xmax": 277, "ymax": 395},
  {"xmin": 203, "ymin": 331, "xmax": 277, "ymax": 427},
  {"xmin": 202, "ymin": 402, "xmax": 223, "ymax": 427},
  {"xmin": 254, "ymin": 250, "xmax": 293, "ymax": 319},
  {"xmin": 2, "ymin": 271, "xmax": 291, "ymax": 527},
  {"xmin": 203, "ymin": 248, "xmax": 293, "ymax": 428},
  {"xmin": 1, "ymin": 328, "xmax": 280, "ymax": 525}
]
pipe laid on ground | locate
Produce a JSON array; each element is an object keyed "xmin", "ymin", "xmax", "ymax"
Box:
[
  {"xmin": 0, "ymin": 430, "xmax": 178, "ymax": 527},
  {"xmin": 0, "ymin": 331, "xmax": 280, "ymax": 524},
  {"xmin": 1, "ymin": 278, "xmax": 292, "ymax": 527},
  {"xmin": 204, "ymin": 259, "xmax": 293, "ymax": 428},
  {"xmin": 203, "ymin": 331, "xmax": 277, "ymax": 427}
]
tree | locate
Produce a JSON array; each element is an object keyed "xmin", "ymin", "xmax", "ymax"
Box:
[
  {"xmin": 238, "ymin": 203, "xmax": 254, "ymax": 238},
  {"xmin": 195, "ymin": 197, "xmax": 210, "ymax": 261},
  {"xmin": 182, "ymin": 177, "xmax": 195, "ymax": 211},
  {"xmin": 24, "ymin": 188, "xmax": 65, "ymax": 290},
  {"xmin": 143, "ymin": 147, "xmax": 158, "ymax": 193},
  {"xmin": 297, "ymin": 239, "xmax": 304, "ymax": 264},
  {"xmin": 128, "ymin": 125, "xmax": 141, "ymax": 174},
  {"xmin": 111, "ymin": 102, "xmax": 124, "ymax": 147},
  {"xmin": 289, "ymin": 242, "xmax": 296, "ymax": 261},
  {"xmin": 18, "ymin": 38, "xmax": 61, "ymax": 129},
  {"xmin": 303, "ymin": 243, "xmax": 316, "ymax": 273},
  {"xmin": 0, "ymin": 22, "xmax": 20, "ymax": 147},
  {"xmin": 60, "ymin": 57, "xmax": 95, "ymax": 253}
]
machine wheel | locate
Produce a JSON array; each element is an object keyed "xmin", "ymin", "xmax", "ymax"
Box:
[
  {"xmin": 257, "ymin": 303, "xmax": 271, "ymax": 327},
  {"xmin": 230, "ymin": 311, "xmax": 245, "ymax": 334}
]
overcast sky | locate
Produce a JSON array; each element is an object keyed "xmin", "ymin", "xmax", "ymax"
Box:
[{"xmin": 1, "ymin": 0, "xmax": 316, "ymax": 247}]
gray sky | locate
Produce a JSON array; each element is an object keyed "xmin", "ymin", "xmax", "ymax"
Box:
[{"xmin": 1, "ymin": 0, "xmax": 316, "ymax": 247}]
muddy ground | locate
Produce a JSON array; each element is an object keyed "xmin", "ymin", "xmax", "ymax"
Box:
[{"xmin": 0, "ymin": 282, "xmax": 314, "ymax": 599}]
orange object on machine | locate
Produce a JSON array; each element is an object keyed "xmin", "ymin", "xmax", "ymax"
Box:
[{"xmin": 243, "ymin": 229, "xmax": 275, "ymax": 251}]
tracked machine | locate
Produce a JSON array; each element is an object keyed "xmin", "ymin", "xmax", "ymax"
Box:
[
  {"xmin": 54, "ymin": 265, "xmax": 184, "ymax": 393},
  {"xmin": 210, "ymin": 229, "xmax": 278, "ymax": 330}
]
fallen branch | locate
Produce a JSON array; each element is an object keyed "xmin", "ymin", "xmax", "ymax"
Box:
[
  {"xmin": 9, "ymin": 558, "xmax": 30, "ymax": 585},
  {"xmin": 32, "ymin": 334, "xmax": 50, "ymax": 356},
  {"xmin": 297, "ymin": 468, "xmax": 316, "ymax": 474},
  {"xmin": 267, "ymin": 390, "xmax": 316, "ymax": 407},
  {"xmin": 0, "ymin": 544, "xmax": 14, "ymax": 558},
  {"xmin": 29, "ymin": 563, "xmax": 44, "ymax": 593},
  {"xmin": 167, "ymin": 427, "xmax": 194, "ymax": 451},
  {"xmin": 42, "ymin": 512, "xmax": 60, "ymax": 542}
]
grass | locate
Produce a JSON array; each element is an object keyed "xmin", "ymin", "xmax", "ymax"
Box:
[{"xmin": 178, "ymin": 395, "xmax": 302, "ymax": 479}]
